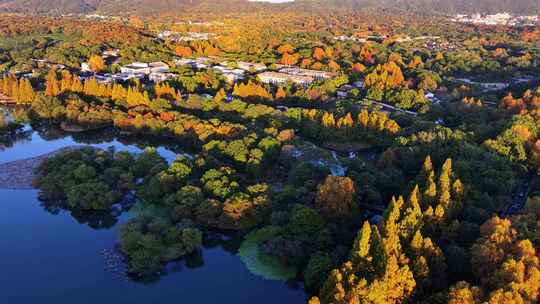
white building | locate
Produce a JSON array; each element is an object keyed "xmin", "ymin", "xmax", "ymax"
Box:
[
  {"xmin": 149, "ymin": 72, "xmax": 176, "ymax": 83},
  {"xmin": 212, "ymin": 66, "xmax": 245, "ymax": 83},
  {"xmin": 121, "ymin": 62, "xmax": 151, "ymax": 74},
  {"xmin": 149, "ymin": 62, "xmax": 170, "ymax": 73},
  {"xmin": 451, "ymin": 13, "xmax": 538, "ymax": 26},
  {"xmin": 335, "ymin": 35, "xmax": 368, "ymax": 43},
  {"xmin": 102, "ymin": 49, "xmax": 120, "ymax": 57},
  {"xmin": 81, "ymin": 62, "xmax": 91, "ymax": 72},
  {"xmin": 120, "ymin": 62, "xmax": 169, "ymax": 75},
  {"xmin": 222, "ymin": 72, "xmax": 244, "ymax": 83},
  {"xmin": 176, "ymin": 58, "xmax": 197, "ymax": 67},
  {"xmin": 480, "ymin": 82, "xmax": 509, "ymax": 91},
  {"xmin": 177, "ymin": 32, "xmax": 215, "ymax": 42},
  {"xmin": 94, "ymin": 74, "xmax": 113, "ymax": 84},
  {"xmin": 111, "ymin": 73, "xmax": 143, "ymax": 82},
  {"xmin": 237, "ymin": 61, "xmax": 267, "ymax": 72},
  {"xmin": 258, "ymin": 71, "xmax": 314, "ymax": 86},
  {"xmin": 158, "ymin": 30, "xmax": 174, "ymax": 39},
  {"xmin": 175, "ymin": 57, "xmax": 211, "ymax": 69},
  {"xmin": 278, "ymin": 67, "xmax": 337, "ymax": 80}
]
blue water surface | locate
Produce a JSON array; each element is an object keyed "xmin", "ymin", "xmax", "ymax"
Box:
[{"xmin": 0, "ymin": 128, "xmax": 306, "ymax": 304}]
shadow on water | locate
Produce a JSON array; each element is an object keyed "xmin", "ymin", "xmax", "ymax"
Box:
[
  {"xmin": 29, "ymin": 121, "xmax": 200, "ymax": 156},
  {"xmin": 123, "ymin": 231, "xmax": 248, "ymax": 285},
  {"xmin": 0, "ymin": 123, "xmax": 32, "ymax": 150},
  {"xmin": 39, "ymin": 196, "xmax": 135, "ymax": 230},
  {"xmin": 130, "ymin": 250, "xmax": 207, "ymax": 285},
  {"xmin": 0, "ymin": 123, "xmax": 308, "ymax": 303}
]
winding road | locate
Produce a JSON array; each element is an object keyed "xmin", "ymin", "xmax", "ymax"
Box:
[{"xmin": 501, "ymin": 174, "xmax": 534, "ymax": 217}]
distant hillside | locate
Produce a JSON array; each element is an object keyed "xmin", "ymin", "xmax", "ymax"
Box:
[
  {"xmin": 295, "ymin": 0, "xmax": 540, "ymax": 14},
  {"xmin": 0, "ymin": 0, "xmax": 538, "ymax": 15},
  {"xmin": 0, "ymin": 0, "xmax": 97, "ymax": 13}
]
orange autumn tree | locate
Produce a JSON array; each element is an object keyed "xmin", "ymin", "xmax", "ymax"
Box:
[
  {"xmin": 214, "ymin": 88, "xmax": 227, "ymax": 103},
  {"xmin": 232, "ymin": 82, "xmax": 272, "ymax": 100},
  {"xmin": 60, "ymin": 70, "xmax": 73, "ymax": 93},
  {"xmin": 126, "ymin": 87, "xmax": 151, "ymax": 108},
  {"xmin": 281, "ymin": 53, "xmax": 299, "ymax": 66},
  {"xmin": 82, "ymin": 78, "xmax": 113, "ymax": 98},
  {"xmin": 328, "ymin": 60, "xmax": 340, "ymax": 72},
  {"xmin": 70, "ymin": 77, "xmax": 83, "ymax": 93},
  {"xmin": 302, "ymin": 108, "xmax": 400, "ymax": 136},
  {"xmin": 275, "ymin": 86, "xmax": 286, "ymax": 100},
  {"xmin": 175, "ymin": 45, "xmax": 193, "ymax": 57},
  {"xmin": 155, "ymin": 83, "xmax": 178, "ymax": 100},
  {"xmin": 313, "ymin": 160, "xmax": 464, "ymax": 304},
  {"xmin": 0, "ymin": 75, "xmax": 35, "ymax": 103},
  {"xmin": 352, "ymin": 63, "xmax": 366, "ymax": 73},
  {"xmin": 88, "ymin": 54, "xmax": 105, "ymax": 72},
  {"xmin": 111, "ymin": 83, "xmax": 127, "ymax": 101},
  {"xmin": 365, "ymin": 61, "xmax": 405, "ymax": 98},
  {"xmin": 17, "ymin": 78, "xmax": 35, "ymax": 103},
  {"xmin": 314, "ymin": 193, "xmax": 422, "ymax": 304},
  {"xmin": 464, "ymin": 216, "xmax": 540, "ymax": 303},
  {"xmin": 359, "ymin": 46, "xmax": 375, "ymax": 65},
  {"xmin": 313, "ymin": 47, "xmax": 326, "ymax": 61},
  {"xmin": 315, "ymin": 176, "xmax": 356, "ymax": 219},
  {"xmin": 277, "ymin": 43, "xmax": 294, "ymax": 55},
  {"xmin": 499, "ymin": 89, "xmax": 540, "ymax": 117},
  {"xmin": 45, "ymin": 70, "xmax": 60, "ymax": 97},
  {"xmin": 408, "ymin": 56, "xmax": 423, "ymax": 69},
  {"xmin": 300, "ymin": 58, "xmax": 313, "ymax": 68}
]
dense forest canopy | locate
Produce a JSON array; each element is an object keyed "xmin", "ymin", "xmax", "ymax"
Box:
[{"xmin": 0, "ymin": 5, "xmax": 539, "ymax": 304}]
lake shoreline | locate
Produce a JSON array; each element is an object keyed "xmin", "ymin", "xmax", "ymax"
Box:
[{"xmin": 0, "ymin": 146, "xmax": 85, "ymax": 189}]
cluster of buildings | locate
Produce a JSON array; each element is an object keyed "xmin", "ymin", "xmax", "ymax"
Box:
[
  {"xmin": 78, "ymin": 55, "xmax": 275, "ymax": 85},
  {"xmin": 336, "ymin": 81, "xmax": 365, "ymax": 98},
  {"xmin": 335, "ymin": 35, "xmax": 369, "ymax": 43},
  {"xmin": 258, "ymin": 72, "xmax": 313, "ymax": 86},
  {"xmin": 82, "ymin": 14, "xmax": 115, "ymax": 21},
  {"xmin": 451, "ymin": 13, "xmax": 539, "ymax": 26},
  {"xmin": 212, "ymin": 65, "xmax": 245, "ymax": 83},
  {"xmin": 119, "ymin": 61, "xmax": 174, "ymax": 83},
  {"xmin": 335, "ymin": 34, "xmax": 443, "ymax": 45},
  {"xmin": 393, "ymin": 36, "xmax": 442, "ymax": 43},
  {"xmin": 175, "ymin": 56, "xmax": 338, "ymax": 86},
  {"xmin": 31, "ymin": 58, "xmax": 66, "ymax": 70},
  {"xmin": 422, "ymin": 40, "xmax": 459, "ymax": 52},
  {"xmin": 81, "ymin": 49, "xmax": 120, "ymax": 72},
  {"xmin": 175, "ymin": 58, "xmax": 267, "ymax": 83},
  {"xmin": 335, "ymin": 35, "xmax": 389, "ymax": 43},
  {"xmin": 174, "ymin": 20, "xmax": 224, "ymax": 26},
  {"xmin": 258, "ymin": 67, "xmax": 337, "ymax": 86},
  {"xmin": 79, "ymin": 61, "xmax": 174, "ymax": 84},
  {"xmin": 175, "ymin": 57, "xmax": 214, "ymax": 70},
  {"xmin": 158, "ymin": 31, "xmax": 216, "ymax": 42},
  {"xmin": 120, "ymin": 62, "xmax": 169, "ymax": 75},
  {"xmin": 454, "ymin": 78, "xmax": 510, "ymax": 92}
]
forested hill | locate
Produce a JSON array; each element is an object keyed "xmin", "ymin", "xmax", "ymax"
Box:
[{"xmin": 0, "ymin": 0, "xmax": 539, "ymax": 15}]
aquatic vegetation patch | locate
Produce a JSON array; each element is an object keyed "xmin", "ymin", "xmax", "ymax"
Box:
[
  {"xmin": 238, "ymin": 227, "xmax": 297, "ymax": 281},
  {"xmin": 128, "ymin": 200, "xmax": 172, "ymax": 224}
]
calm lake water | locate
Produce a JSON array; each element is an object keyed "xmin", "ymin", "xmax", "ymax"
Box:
[{"xmin": 0, "ymin": 125, "xmax": 307, "ymax": 304}]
